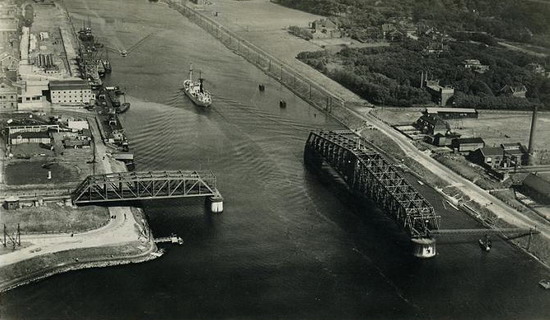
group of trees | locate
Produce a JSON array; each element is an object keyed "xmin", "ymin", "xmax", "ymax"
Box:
[
  {"xmin": 274, "ymin": 0, "xmax": 550, "ymax": 47},
  {"xmin": 297, "ymin": 40, "xmax": 550, "ymax": 109}
]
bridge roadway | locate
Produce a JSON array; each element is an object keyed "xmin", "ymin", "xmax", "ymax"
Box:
[
  {"xmin": 72, "ymin": 170, "xmax": 223, "ymax": 212},
  {"xmin": 305, "ymin": 130, "xmax": 440, "ymax": 257}
]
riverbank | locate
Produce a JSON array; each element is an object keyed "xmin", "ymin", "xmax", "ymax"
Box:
[{"xmin": 168, "ymin": 0, "xmax": 550, "ymax": 265}]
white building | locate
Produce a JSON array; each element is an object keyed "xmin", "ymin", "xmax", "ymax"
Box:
[
  {"xmin": 68, "ymin": 119, "xmax": 89, "ymax": 131},
  {"xmin": 49, "ymin": 79, "xmax": 93, "ymax": 105}
]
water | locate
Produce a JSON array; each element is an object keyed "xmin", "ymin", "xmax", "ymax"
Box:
[{"xmin": 1, "ymin": 1, "xmax": 549, "ymax": 319}]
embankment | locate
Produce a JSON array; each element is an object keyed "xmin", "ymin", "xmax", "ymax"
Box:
[{"xmin": 0, "ymin": 226, "xmax": 157, "ymax": 293}]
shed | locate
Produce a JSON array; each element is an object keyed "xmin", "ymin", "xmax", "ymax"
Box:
[
  {"xmin": 4, "ymin": 196, "xmax": 20, "ymax": 210},
  {"xmin": 521, "ymin": 174, "xmax": 550, "ymax": 204}
]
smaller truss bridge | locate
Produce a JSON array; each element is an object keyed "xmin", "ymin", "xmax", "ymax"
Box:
[
  {"xmin": 305, "ymin": 130, "xmax": 440, "ymax": 239},
  {"xmin": 72, "ymin": 170, "xmax": 221, "ymax": 205}
]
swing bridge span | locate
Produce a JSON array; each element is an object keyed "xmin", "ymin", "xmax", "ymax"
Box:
[{"xmin": 71, "ymin": 170, "xmax": 223, "ymax": 212}]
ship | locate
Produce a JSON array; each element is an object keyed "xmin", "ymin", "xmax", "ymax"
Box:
[{"xmin": 183, "ymin": 64, "xmax": 212, "ymax": 107}]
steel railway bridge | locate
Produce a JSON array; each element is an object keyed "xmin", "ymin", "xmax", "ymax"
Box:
[
  {"xmin": 305, "ymin": 130, "xmax": 441, "ymax": 257},
  {"xmin": 304, "ymin": 130, "xmax": 539, "ymax": 258},
  {"xmin": 72, "ymin": 170, "xmax": 223, "ymax": 212}
]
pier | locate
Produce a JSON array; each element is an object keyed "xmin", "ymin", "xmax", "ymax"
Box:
[{"xmin": 154, "ymin": 234, "xmax": 183, "ymax": 245}]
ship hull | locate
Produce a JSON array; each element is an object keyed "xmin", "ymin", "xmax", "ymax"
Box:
[{"xmin": 183, "ymin": 87, "xmax": 212, "ymax": 107}]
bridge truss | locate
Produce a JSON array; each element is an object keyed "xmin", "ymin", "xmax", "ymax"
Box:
[
  {"xmin": 305, "ymin": 130, "xmax": 440, "ymax": 239},
  {"xmin": 72, "ymin": 170, "xmax": 220, "ymax": 204}
]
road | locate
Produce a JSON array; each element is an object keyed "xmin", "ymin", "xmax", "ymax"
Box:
[{"xmin": 350, "ymin": 107, "xmax": 550, "ymax": 238}]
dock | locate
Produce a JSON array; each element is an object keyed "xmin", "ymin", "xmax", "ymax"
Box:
[{"xmin": 154, "ymin": 234, "xmax": 183, "ymax": 245}]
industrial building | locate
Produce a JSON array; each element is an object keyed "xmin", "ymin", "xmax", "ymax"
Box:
[
  {"xmin": 0, "ymin": 77, "xmax": 17, "ymax": 110},
  {"xmin": 469, "ymin": 143, "xmax": 528, "ymax": 169},
  {"xmin": 423, "ymin": 107, "xmax": 478, "ymax": 119},
  {"xmin": 9, "ymin": 131, "xmax": 51, "ymax": 145},
  {"xmin": 49, "ymin": 79, "xmax": 93, "ymax": 105},
  {"xmin": 451, "ymin": 137, "xmax": 485, "ymax": 153}
]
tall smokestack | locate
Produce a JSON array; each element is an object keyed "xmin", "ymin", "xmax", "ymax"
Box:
[{"xmin": 528, "ymin": 105, "xmax": 538, "ymax": 162}]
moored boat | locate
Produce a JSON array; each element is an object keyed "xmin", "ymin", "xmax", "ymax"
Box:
[{"xmin": 183, "ymin": 64, "xmax": 212, "ymax": 107}]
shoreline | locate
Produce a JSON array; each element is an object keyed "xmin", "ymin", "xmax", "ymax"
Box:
[
  {"xmin": 166, "ymin": 0, "xmax": 550, "ymax": 266},
  {"xmin": 0, "ymin": 226, "xmax": 157, "ymax": 293}
]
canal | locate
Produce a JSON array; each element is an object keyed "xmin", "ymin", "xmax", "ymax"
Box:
[{"xmin": 1, "ymin": 0, "xmax": 548, "ymax": 319}]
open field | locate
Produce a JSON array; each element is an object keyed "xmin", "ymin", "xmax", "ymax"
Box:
[{"xmin": 0, "ymin": 204, "xmax": 109, "ymax": 233}]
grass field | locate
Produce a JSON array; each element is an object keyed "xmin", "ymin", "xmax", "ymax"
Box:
[{"xmin": 0, "ymin": 204, "xmax": 109, "ymax": 234}]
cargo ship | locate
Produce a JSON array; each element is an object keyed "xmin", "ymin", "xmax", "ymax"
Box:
[{"xmin": 183, "ymin": 64, "xmax": 212, "ymax": 107}]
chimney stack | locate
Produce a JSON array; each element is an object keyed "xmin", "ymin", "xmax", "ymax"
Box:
[{"xmin": 528, "ymin": 105, "xmax": 538, "ymax": 164}]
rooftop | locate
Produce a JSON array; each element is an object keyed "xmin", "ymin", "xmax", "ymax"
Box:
[
  {"xmin": 425, "ymin": 107, "xmax": 477, "ymax": 114},
  {"xmin": 480, "ymin": 147, "xmax": 503, "ymax": 157},
  {"xmin": 49, "ymin": 79, "xmax": 90, "ymax": 91},
  {"xmin": 455, "ymin": 137, "xmax": 485, "ymax": 145},
  {"xmin": 11, "ymin": 131, "xmax": 50, "ymax": 139}
]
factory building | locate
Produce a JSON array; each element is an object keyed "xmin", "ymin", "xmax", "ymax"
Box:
[{"xmin": 49, "ymin": 80, "xmax": 93, "ymax": 105}]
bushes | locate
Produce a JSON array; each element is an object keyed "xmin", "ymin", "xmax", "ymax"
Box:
[{"xmin": 288, "ymin": 26, "xmax": 313, "ymax": 41}]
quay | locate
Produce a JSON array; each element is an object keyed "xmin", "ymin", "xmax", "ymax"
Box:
[{"xmin": 154, "ymin": 234, "xmax": 184, "ymax": 245}]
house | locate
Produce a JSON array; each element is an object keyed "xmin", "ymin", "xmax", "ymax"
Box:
[
  {"xmin": 463, "ymin": 59, "xmax": 490, "ymax": 74},
  {"xmin": 469, "ymin": 143, "xmax": 528, "ymax": 169},
  {"xmin": 422, "ymin": 42, "xmax": 448, "ymax": 55},
  {"xmin": 0, "ymin": 77, "xmax": 17, "ymax": 110},
  {"xmin": 451, "ymin": 137, "xmax": 485, "ymax": 153},
  {"xmin": 500, "ymin": 85, "xmax": 527, "ymax": 98},
  {"xmin": 423, "ymin": 107, "xmax": 478, "ymax": 119},
  {"xmin": 310, "ymin": 18, "xmax": 341, "ymax": 38},
  {"xmin": 49, "ymin": 79, "xmax": 93, "ymax": 105},
  {"xmin": 526, "ymin": 63, "xmax": 545, "ymax": 75},
  {"xmin": 415, "ymin": 114, "xmax": 450, "ymax": 136}
]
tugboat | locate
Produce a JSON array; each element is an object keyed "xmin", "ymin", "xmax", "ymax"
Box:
[
  {"xmin": 183, "ymin": 64, "xmax": 212, "ymax": 107},
  {"xmin": 478, "ymin": 235, "xmax": 492, "ymax": 252}
]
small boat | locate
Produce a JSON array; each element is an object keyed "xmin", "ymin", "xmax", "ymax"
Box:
[
  {"xmin": 478, "ymin": 235, "xmax": 492, "ymax": 252},
  {"xmin": 539, "ymin": 279, "xmax": 550, "ymax": 290},
  {"xmin": 120, "ymin": 50, "xmax": 128, "ymax": 57},
  {"xmin": 117, "ymin": 102, "xmax": 130, "ymax": 114},
  {"xmin": 183, "ymin": 64, "xmax": 212, "ymax": 107}
]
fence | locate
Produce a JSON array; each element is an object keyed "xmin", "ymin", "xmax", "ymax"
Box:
[{"xmin": 166, "ymin": 0, "xmax": 367, "ymax": 129}]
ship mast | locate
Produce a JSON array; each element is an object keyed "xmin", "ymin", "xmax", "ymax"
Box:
[{"xmin": 189, "ymin": 64, "xmax": 193, "ymax": 82}]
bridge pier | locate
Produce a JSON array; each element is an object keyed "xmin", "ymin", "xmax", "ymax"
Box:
[
  {"xmin": 207, "ymin": 194, "xmax": 224, "ymax": 213},
  {"xmin": 411, "ymin": 238, "xmax": 437, "ymax": 258}
]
